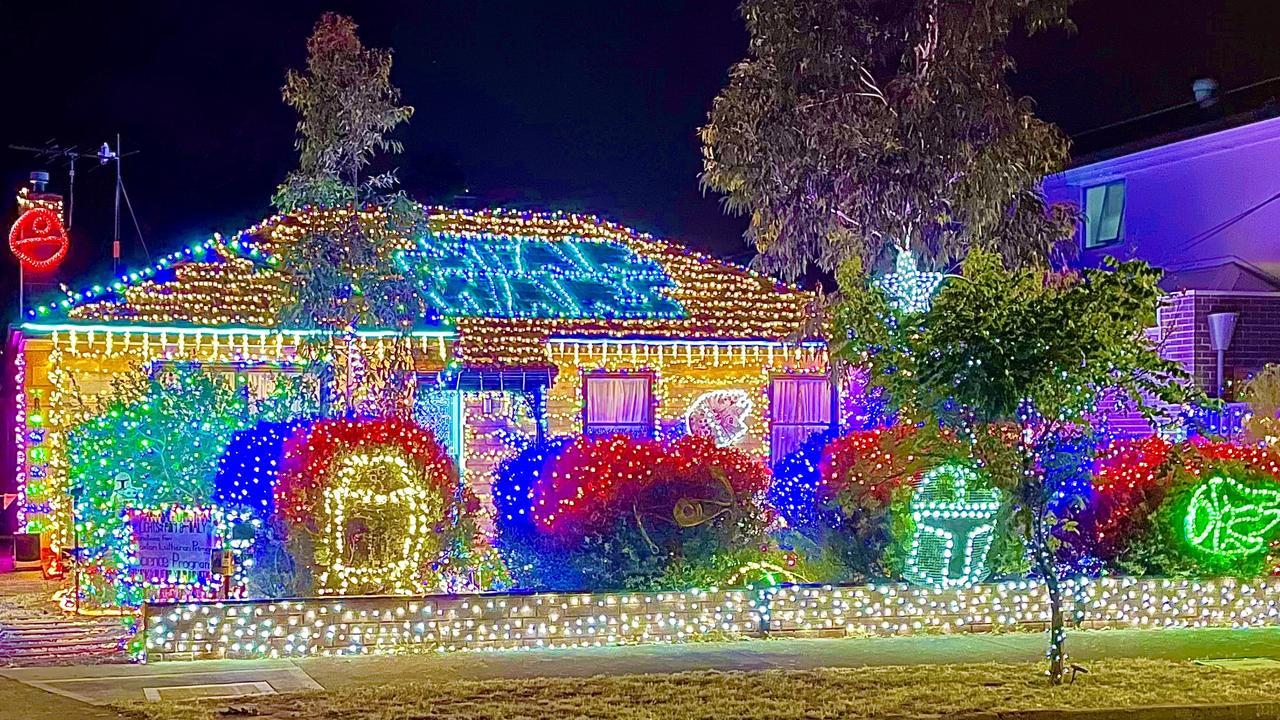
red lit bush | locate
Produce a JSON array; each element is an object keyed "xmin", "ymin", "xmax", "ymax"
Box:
[
  {"xmin": 1064, "ymin": 436, "xmax": 1280, "ymax": 576},
  {"xmin": 275, "ymin": 417, "xmax": 478, "ymax": 594},
  {"xmin": 503, "ymin": 434, "xmax": 772, "ymax": 589},
  {"xmin": 817, "ymin": 427, "xmax": 928, "ymax": 505}
]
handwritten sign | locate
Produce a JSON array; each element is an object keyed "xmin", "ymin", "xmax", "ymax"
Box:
[{"xmin": 129, "ymin": 509, "xmax": 214, "ymax": 578}]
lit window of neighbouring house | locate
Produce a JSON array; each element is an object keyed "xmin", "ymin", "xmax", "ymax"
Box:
[
  {"xmin": 1084, "ymin": 180, "xmax": 1125, "ymax": 249},
  {"xmin": 769, "ymin": 375, "xmax": 833, "ymax": 464},
  {"xmin": 584, "ymin": 373, "xmax": 654, "ymax": 439}
]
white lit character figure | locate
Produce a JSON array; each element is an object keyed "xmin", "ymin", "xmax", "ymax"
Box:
[
  {"xmin": 904, "ymin": 461, "xmax": 1002, "ymax": 589},
  {"xmin": 684, "ymin": 389, "xmax": 753, "ymax": 447}
]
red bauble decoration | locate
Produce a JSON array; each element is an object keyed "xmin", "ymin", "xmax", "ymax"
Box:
[{"xmin": 9, "ymin": 207, "xmax": 69, "ymax": 271}]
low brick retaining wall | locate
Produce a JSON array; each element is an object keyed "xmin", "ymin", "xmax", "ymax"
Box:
[{"xmin": 142, "ymin": 577, "xmax": 1280, "ymax": 661}]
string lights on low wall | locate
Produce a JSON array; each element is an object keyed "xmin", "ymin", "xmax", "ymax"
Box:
[{"xmin": 142, "ymin": 576, "xmax": 1280, "ymax": 662}]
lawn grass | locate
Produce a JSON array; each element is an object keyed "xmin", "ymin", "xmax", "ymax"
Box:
[{"xmin": 116, "ymin": 658, "xmax": 1280, "ymax": 720}]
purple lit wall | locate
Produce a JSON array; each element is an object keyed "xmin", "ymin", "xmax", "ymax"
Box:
[
  {"xmin": 1043, "ymin": 117, "xmax": 1280, "ymax": 428},
  {"xmin": 1043, "ymin": 116, "xmax": 1280, "ymax": 289}
]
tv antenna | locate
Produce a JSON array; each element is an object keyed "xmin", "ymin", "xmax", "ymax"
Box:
[{"xmin": 9, "ymin": 136, "xmax": 150, "ymax": 272}]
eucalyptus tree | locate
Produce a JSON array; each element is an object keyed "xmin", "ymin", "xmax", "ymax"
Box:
[
  {"xmin": 272, "ymin": 13, "xmax": 424, "ymax": 415},
  {"xmin": 700, "ymin": 0, "xmax": 1077, "ymax": 279}
]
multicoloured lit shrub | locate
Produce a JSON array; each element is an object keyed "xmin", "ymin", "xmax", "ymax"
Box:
[
  {"xmin": 1056, "ymin": 437, "xmax": 1280, "ymax": 578},
  {"xmin": 64, "ymin": 361, "xmax": 1280, "ymax": 608},
  {"xmin": 66, "ymin": 364, "xmax": 257, "ymax": 609},
  {"xmin": 770, "ymin": 427, "xmax": 1004, "ymax": 584},
  {"xmin": 494, "ymin": 434, "xmax": 773, "ymax": 590},
  {"xmin": 1057, "ymin": 436, "xmax": 1174, "ymax": 571},
  {"xmin": 1138, "ymin": 441, "xmax": 1280, "ymax": 577}
]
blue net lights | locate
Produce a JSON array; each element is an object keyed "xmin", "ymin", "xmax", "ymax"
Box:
[
  {"xmin": 396, "ymin": 232, "xmax": 687, "ymax": 320},
  {"xmin": 768, "ymin": 429, "xmax": 842, "ymax": 535},
  {"xmin": 214, "ymin": 418, "xmax": 316, "ymax": 515},
  {"xmin": 1037, "ymin": 431, "xmax": 1098, "ymax": 512},
  {"xmin": 493, "ymin": 437, "xmax": 572, "ymax": 535}
]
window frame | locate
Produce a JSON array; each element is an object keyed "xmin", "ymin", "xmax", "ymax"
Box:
[
  {"xmin": 149, "ymin": 360, "xmax": 321, "ymax": 409},
  {"xmin": 1081, "ymin": 179, "xmax": 1126, "ymax": 250},
  {"xmin": 768, "ymin": 373, "xmax": 835, "ymax": 464},
  {"xmin": 581, "ymin": 371, "xmax": 655, "ymax": 439}
]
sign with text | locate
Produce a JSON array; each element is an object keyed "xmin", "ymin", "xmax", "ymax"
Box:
[{"xmin": 129, "ymin": 508, "xmax": 215, "ymax": 579}]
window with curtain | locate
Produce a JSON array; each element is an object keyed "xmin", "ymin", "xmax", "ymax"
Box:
[
  {"xmin": 584, "ymin": 373, "xmax": 654, "ymax": 439},
  {"xmin": 154, "ymin": 362, "xmax": 317, "ymax": 410},
  {"xmin": 770, "ymin": 375, "xmax": 833, "ymax": 463},
  {"xmin": 1083, "ymin": 180, "xmax": 1125, "ymax": 249}
]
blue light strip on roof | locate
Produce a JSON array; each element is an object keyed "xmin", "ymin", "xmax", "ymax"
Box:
[{"xmin": 23, "ymin": 230, "xmax": 275, "ymax": 320}]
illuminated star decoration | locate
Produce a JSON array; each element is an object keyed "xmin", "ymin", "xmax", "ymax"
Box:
[{"xmin": 874, "ymin": 246, "xmax": 946, "ymax": 314}]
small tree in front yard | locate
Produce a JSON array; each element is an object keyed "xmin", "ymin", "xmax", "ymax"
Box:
[
  {"xmin": 838, "ymin": 248, "xmax": 1196, "ymax": 683},
  {"xmin": 272, "ymin": 13, "xmax": 427, "ymax": 415}
]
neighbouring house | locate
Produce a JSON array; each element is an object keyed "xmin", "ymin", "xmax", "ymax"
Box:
[
  {"xmin": 1043, "ymin": 112, "xmax": 1280, "ymax": 433},
  {"xmin": 2, "ymin": 204, "xmax": 848, "ymax": 607}
]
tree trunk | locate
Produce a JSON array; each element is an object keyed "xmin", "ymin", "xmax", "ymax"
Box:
[
  {"xmin": 1026, "ymin": 446, "xmax": 1066, "ymax": 685},
  {"xmin": 1044, "ymin": 554, "xmax": 1066, "ymax": 685}
]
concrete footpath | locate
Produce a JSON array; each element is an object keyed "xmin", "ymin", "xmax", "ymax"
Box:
[{"xmin": 3, "ymin": 626, "xmax": 1280, "ymax": 718}]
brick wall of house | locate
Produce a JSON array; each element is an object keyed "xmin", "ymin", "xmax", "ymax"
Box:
[
  {"xmin": 1159, "ymin": 291, "xmax": 1280, "ymax": 399},
  {"xmin": 1096, "ymin": 291, "xmax": 1280, "ymax": 438}
]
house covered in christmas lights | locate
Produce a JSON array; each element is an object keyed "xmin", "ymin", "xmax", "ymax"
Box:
[{"xmin": 4, "ymin": 204, "xmax": 843, "ymax": 608}]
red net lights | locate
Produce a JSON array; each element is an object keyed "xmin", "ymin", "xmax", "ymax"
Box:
[
  {"xmin": 9, "ymin": 206, "xmax": 69, "ymax": 272},
  {"xmin": 276, "ymin": 416, "xmax": 461, "ymax": 528},
  {"xmin": 1079, "ymin": 436, "xmax": 1176, "ymax": 562},
  {"xmin": 816, "ymin": 427, "xmax": 925, "ymax": 504},
  {"xmin": 1092, "ymin": 435, "xmax": 1175, "ymax": 494},
  {"xmin": 1187, "ymin": 438, "xmax": 1280, "ymax": 479},
  {"xmin": 530, "ymin": 435, "xmax": 770, "ymax": 542}
]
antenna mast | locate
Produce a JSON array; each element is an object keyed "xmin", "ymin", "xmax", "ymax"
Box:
[{"xmin": 113, "ymin": 134, "xmax": 122, "ymax": 273}]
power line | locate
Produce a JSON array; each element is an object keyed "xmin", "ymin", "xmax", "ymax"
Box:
[
  {"xmin": 1072, "ymin": 74, "xmax": 1280, "ymax": 139},
  {"xmin": 1176, "ymin": 189, "xmax": 1280, "ymax": 256}
]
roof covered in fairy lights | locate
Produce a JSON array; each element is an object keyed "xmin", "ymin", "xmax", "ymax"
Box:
[
  {"xmin": 22, "ymin": 205, "xmax": 820, "ymax": 365},
  {"xmin": 395, "ymin": 231, "xmax": 686, "ymax": 321}
]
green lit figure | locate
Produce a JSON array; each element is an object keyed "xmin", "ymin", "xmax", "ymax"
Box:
[
  {"xmin": 1183, "ymin": 475, "xmax": 1280, "ymax": 559},
  {"xmin": 904, "ymin": 462, "xmax": 1002, "ymax": 589}
]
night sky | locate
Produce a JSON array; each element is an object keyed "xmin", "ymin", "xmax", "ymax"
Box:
[{"xmin": 3, "ymin": 0, "xmax": 1280, "ymax": 318}]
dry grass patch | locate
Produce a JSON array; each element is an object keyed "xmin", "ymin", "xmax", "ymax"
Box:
[{"xmin": 117, "ymin": 658, "xmax": 1280, "ymax": 720}]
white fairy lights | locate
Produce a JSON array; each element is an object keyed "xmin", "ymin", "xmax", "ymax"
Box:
[{"xmin": 143, "ymin": 577, "xmax": 1280, "ymax": 661}]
